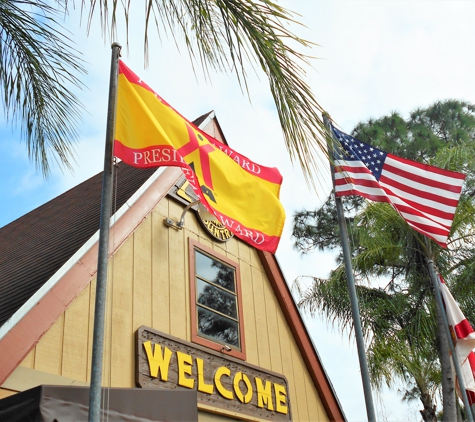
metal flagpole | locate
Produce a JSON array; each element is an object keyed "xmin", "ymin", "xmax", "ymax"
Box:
[
  {"xmin": 323, "ymin": 115, "xmax": 377, "ymax": 422},
  {"xmin": 88, "ymin": 42, "xmax": 121, "ymax": 422},
  {"xmin": 425, "ymin": 241, "xmax": 475, "ymax": 422}
]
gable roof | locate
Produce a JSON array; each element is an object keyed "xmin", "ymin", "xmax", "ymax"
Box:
[
  {"xmin": 0, "ymin": 164, "xmax": 157, "ymax": 328},
  {"xmin": 0, "ymin": 115, "xmax": 345, "ymax": 421}
]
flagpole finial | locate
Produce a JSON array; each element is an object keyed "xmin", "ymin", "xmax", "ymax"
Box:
[
  {"xmin": 322, "ymin": 112, "xmax": 333, "ymax": 130},
  {"xmin": 111, "ymin": 42, "xmax": 122, "ymax": 57}
]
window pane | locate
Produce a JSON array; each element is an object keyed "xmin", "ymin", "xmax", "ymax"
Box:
[
  {"xmin": 197, "ymin": 306, "xmax": 240, "ymax": 348},
  {"xmin": 195, "ymin": 251, "xmax": 235, "ymax": 292},
  {"xmin": 196, "ymin": 279, "xmax": 237, "ymax": 319}
]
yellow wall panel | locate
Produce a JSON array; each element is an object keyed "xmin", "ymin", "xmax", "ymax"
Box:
[
  {"xmin": 250, "ymin": 266, "xmax": 270, "ymax": 369},
  {"xmin": 151, "ymin": 203, "xmax": 171, "ymax": 333},
  {"xmin": 224, "ymin": 236, "xmax": 239, "ymax": 258},
  {"xmin": 185, "ymin": 207, "xmax": 202, "ymax": 235},
  {"xmin": 0, "ymin": 388, "xmax": 15, "ymax": 399},
  {"xmin": 262, "ymin": 284, "xmax": 283, "ymax": 374},
  {"xmin": 110, "ymin": 237, "xmax": 134, "ymax": 387},
  {"xmin": 133, "ymin": 216, "xmax": 153, "ymax": 330},
  {"xmin": 196, "ymin": 229, "xmax": 214, "ymax": 250},
  {"xmin": 19, "ymin": 348, "xmax": 35, "ymax": 369},
  {"xmin": 289, "ymin": 341, "xmax": 311, "ymax": 421},
  {"xmin": 168, "ymin": 200, "xmax": 188, "ymax": 340},
  {"xmin": 275, "ymin": 320, "xmax": 300, "ymax": 421},
  {"xmin": 239, "ymin": 259, "xmax": 259, "ymax": 366},
  {"xmin": 34, "ymin": 313, "xmax": 64, "ymax": 375},
  {"xmin": 303, "ymin": 367, "xmax": 325, "ymax": 422},
  {"xmin": 86, "ymin": 276, "xmax": 96, "ymax": 383},
  {"xmin": 238, "ymin": 239, "xmax": 251, "ymax": 265},
  {"xmin": 62, "ymin": 284, "xmax": 90, "ymax": 381}
]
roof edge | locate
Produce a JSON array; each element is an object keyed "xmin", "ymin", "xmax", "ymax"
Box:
[
  {"xmin": 257, "ymin": 250, "xmax": 346, "ymax": 422},
  {"xmin": 0, "ymin": 168, "xmax": 165, "ymax": 341}
]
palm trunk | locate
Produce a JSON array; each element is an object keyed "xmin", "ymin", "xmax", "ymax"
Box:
[{"xmin": 419, "ymin": 389, "xmax": 437, "ymax": 422}]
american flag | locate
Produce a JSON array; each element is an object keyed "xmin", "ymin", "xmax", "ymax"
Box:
[
  {"xmin": 439, "ymin": 275, "xmax": 475, "ymax": 403},
  {"xmin": 331, "ymin": 124, "xmax": 466, "ymax": 248}
]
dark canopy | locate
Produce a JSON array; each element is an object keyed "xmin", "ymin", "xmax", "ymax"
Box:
[{"xmin": 0, "ymin": 385, "xmax": 198, "ymax": 421}]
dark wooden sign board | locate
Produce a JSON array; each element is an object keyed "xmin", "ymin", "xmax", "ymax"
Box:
[{"xmin": 136, "ymin": 326, "xmax": 291, "ymax": 421}]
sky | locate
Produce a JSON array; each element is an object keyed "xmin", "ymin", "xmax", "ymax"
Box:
[{"xmin": 1, "ymin": 1, "xmax": 475, "ymax": 421}]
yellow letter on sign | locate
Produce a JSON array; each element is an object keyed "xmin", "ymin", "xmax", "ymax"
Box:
[
  {"xmin": 255, "ymin": 377, "xmax": 274, "ymax": 411},
  {"xmin": 143, "ymin": 341, "xmax": 172, "ymax": 381},
  {"xmin": 177, "ymin": 351, "xmax": 195, "ymax": 389},
  {"xmin": 274, "ymin": 383, "xmax": 288, "ymax": 414},
  {"xmin": 214, "ymin": 366, "xmax": 233, "ymax": 400},
  {"xmin": 196, "ymin": 358, "xmax": 214, "ymax": 395},
  {"xmin": 233, "ymin": 372, "xmax": 253, "ymax": 404}
]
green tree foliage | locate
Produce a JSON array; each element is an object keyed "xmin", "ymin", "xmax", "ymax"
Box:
[
  {"xmin": 292, "ymin": 100, "xmax": 475, "ymax": 421},
  {"xmin": 2, "ymin": 1, "xmax": 325, "ymax": 180}
]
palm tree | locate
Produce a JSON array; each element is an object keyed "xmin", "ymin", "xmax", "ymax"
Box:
[
  {"xmin": 1, "ymin": 1, "xmax": 326, "ymax": 180},
  {"xmin": 292, "ymin": 100, "xmax": 475, "ymax": 420},
  {"xmin": 294, "ymin": 201, "xmax": 444, "ymax": 421}
]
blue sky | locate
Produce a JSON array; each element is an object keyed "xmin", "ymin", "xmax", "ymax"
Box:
[{"xmin": 2, "ymin": 1, "xmax": 475, "ymax": 420}]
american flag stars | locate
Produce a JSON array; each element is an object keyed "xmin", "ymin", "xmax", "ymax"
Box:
[{"xmin": 334, "ymin": 129, "xmax": 387, "ymax": 179}]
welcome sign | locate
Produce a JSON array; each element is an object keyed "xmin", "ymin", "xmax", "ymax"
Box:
[{"xmin": 136, "ymin": 327, "xmax": 291, "ymax": 421}]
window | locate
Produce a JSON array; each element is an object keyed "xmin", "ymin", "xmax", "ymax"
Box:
[{"xmin": 189, "ymin": 239, "xmax": 246, "ymax": 359}]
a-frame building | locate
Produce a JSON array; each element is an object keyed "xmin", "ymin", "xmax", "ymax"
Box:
[{"xmin": 0, "ymin": 113, "xmax": 345, "ymax": 421}]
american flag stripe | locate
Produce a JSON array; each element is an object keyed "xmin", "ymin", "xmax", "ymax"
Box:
[
  {"xmin": 392, "ymin": 154, "xmax": 467, "ymax": 181},
  {"xmin": 336, "ymin": 188, "xmax": 388, "ymax": 203},
  {"xmin": 381, "ymin": 167, "xmax": 463, "ymax": 203},
  {"xmin": 387, "ymin": 195, "xmax": 456, "ymax": 227},
  {"xmin": 335, "ymin": 174, "xmax": 386, "ymax": 191},
  {"xmin": 397, "ymin": 211, "xmax": 450, "ymax": 238},
  {"xmin": 395, "ymin": 207, "xmax": 450, "ymax": 233},
  {"xmin": 385, "ymin": 155, "xmax": 465, "ymax": 196},
  {"xmin": 334, "ymin": 161, "xmax": 388, "ymax": 200},
  {"xmin": 331, "ymin": 125, "xmax": 465, "ymax": 247},
  {"xmin": 388, "ymin": 193, "xmax": 454, "ymax": 225},
  {"xmin": 380, "ymin": 179, "xmax": 459, "ymax": 218}
]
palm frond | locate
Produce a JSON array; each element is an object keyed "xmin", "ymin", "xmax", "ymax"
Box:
[
  {"xmin": 0, "ymin": 1, "xmax": 86, "ymax": 176},
  {"xmin": 85, "ymin": 0, "xmax": 326, "ymax": 186}
]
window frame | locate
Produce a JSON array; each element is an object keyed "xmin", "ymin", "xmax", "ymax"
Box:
[{"xmin": 188, "ymin": 238, "xmax": 246, "ymax": 360}]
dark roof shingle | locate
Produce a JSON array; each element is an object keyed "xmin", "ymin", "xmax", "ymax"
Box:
[{"xmin": 0, "ymin": 163, "xmax": 157, "ymax": 326}]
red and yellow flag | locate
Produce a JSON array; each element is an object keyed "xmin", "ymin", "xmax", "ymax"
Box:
[{"xmin": 114, "ymin": 61, "xmax": 285, "ymax": 253}]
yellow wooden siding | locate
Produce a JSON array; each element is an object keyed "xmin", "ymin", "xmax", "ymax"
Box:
[
  {"xmin": 17, "ymin": 196, "xmax": 329, "ymax": 421},
  {"xmin": 110, "ymin": 235, "xmax": 135, "ymax": 387},
  {"xmin": 133, "ymin": 215, "xmax": 153, "ymax": 331},
  {"xmin": 62, "ymin": 282, "xmax": 90, "ymax": 381},
  {"xmin": 34, "ymin": 312, "xmax": 64, "ymax": 375},
  {"xmin": 0, "ymin": 388, "xmax": 16, "ymax": 399},
  {"xmin": 151, "ymin": 200, "xmax": 171, "ymax": 333},
  {"xmin": 168, "ymin": 200, "xmax": 189, "ymax": 340}
]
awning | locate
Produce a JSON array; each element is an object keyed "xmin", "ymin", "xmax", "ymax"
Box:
[{"xmin": 0, "ymin": 385, "xmax": 198, "ymax": 421}]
